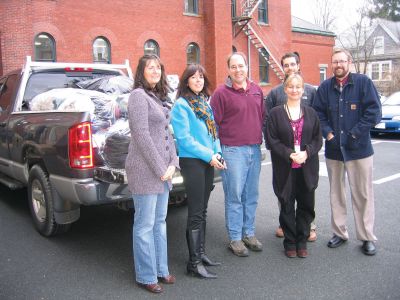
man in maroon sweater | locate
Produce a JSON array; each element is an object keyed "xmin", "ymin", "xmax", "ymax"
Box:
[{"xmin": 211, "ymin": 52, "xmax": 265, "ymax": 257}]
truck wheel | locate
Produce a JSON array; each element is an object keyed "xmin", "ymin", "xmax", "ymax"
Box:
[{"xmin": 28, "ymin": 165, "xmax": 70, "ymax": 236}]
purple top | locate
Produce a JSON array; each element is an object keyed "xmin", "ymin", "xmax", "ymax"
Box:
[
  {"xmin": 210, "ymin": 78, "xmax": 265, "ymax": 146},
  {"xmin": 290, "ymin": 116, "xmax": 304, "ymax": 168},
  {"xmin": 125, "ymin": 88, "xmax": 179, "ymax": 194}
]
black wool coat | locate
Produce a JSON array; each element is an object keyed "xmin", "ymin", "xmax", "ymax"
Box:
[{"xmin": 266, "ymin": 105, "xmax": 322, "ymax": 201}]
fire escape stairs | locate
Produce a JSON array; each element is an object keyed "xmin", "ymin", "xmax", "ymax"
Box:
[{"xmin": 233, "ymin": 0, "xmax": 285, "ymax": 82}]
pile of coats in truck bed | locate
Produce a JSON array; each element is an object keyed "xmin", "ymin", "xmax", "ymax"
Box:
[{"xmin": 29, "ymin": 75, "xmax": 133, "ymax": 169}]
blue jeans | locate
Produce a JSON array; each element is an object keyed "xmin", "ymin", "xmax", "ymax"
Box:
[
  {"xmin": 132, "ymin": 182, "xmax": 170, "ymax": 284},
  {"xmin": 221, "ymin": 144, "xmax": 261, "ymax": 241}
]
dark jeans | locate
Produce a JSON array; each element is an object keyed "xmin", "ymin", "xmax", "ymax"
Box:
[
  {"xmin": 278, "ymin": 168, "xmax": 315, "ymax": 251},
  {"xmin": 180, "ymin": 158, "xmax": 214, "ymax": 231}
]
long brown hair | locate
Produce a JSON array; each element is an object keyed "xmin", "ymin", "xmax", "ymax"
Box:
[
  {"xmin": 176, "ymin": 64, "xmax": 210, "ymax": 99},
  {"xmin": 134, "ymin": 54, "xmax": 170, "ymax": 100}
]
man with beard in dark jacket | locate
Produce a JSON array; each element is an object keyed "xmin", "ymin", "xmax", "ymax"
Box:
[{"xmin": 313, "ymin": 48, "xmax": 381, "ymax": 256}]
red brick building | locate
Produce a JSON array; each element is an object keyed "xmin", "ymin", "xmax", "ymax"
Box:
[{"xmin": 0, "ymin": 0, "xmax": 335, "ymax": 94}]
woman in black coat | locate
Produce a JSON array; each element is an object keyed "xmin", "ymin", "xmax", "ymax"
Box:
[{"xmin": 266, "ymin": 74, "xmax": 322, "ymax": 258}]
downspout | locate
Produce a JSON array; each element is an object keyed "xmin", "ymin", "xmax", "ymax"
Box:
[{"xmin": 247, "ymin": 35, "xmax": 251, "ymax": 80}]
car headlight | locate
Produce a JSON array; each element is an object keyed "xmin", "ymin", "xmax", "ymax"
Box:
[{"xmin": 392, "ymin": 116, "xmax": 400, "ymax": 121}]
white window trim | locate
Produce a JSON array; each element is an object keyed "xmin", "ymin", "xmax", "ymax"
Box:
[
  {"xmin": 319, "ymin": 67, "xmax": 327, "ymax": 82},
  {"xmin": 373, "ymin": 36, "xmax": 384, "ymax": 55},
  {"xmin": 368, "ymin": 60, "xmax": 392, "ymax": 81}
]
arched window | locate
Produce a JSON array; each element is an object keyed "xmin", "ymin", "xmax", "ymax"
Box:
[
  {"xmin": 34, "ymin": 33, "xmax": 56, "ymax": 61},
  {"xmin": 232, "ymin": 46, "xmax": 237, "ymax": 53},
  {"xmin": 144, "ymin": 39, "xmax": 160, "ymax": 56},
  {"xmin": 93, "ymin": 37, "xmax": 111, "ymax": 63},
  {"xmin": 186, "ymin": 43, "xmax": 200, "ymax": 65}
]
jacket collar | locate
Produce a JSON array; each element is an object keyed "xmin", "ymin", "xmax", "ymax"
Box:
[
  {"xmin": 224, "ymin": 76, "xmax": 252, "ymax": 91},
  {"xmin": 332, "ymin": 72, "xmax": 354, "ymax": 91}
]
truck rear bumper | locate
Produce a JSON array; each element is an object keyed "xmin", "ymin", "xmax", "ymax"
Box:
[{"xmin": 49, "ymin": 174, "xmax": 132, "ymax": 206}]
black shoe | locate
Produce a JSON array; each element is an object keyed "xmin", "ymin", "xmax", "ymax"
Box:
[
  {"xmin": 361, "ymin": 241, "xmax": 377, "ymax": 256},
  {"xmin": 327, "ymin": 235, "xmax": 347, "ymax": 248},
  {"xmin": 186, "ymin": 229, "xmax": 217, "ymax": 279},
  {"xmin": 187, "ymin": 262, "xmax": 217, "ymax": 279},
  {"xmin": 201, "ymin": 254, "xmax": 222, "ymax": 266}
]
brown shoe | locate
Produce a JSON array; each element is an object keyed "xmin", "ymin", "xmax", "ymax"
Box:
[
  {"xmin": 297, "ymin": 249, "xmax": 308, "ymax": 258},
  {"xmin": 157, "ymin": 274, "xmax": 176, "ymax": 284},
  {"xmin": 137, "ymin": 282, "xmax": 163, "ymax": 293},
  {"xmin": 285, "ymin": 249, "xmax": 297, "ymax": 258},
  {"xmin": 242, "ymin": 236, "xmax": 263, "ymax": 251},
  {"xmin": 275, "ymin": 226, "xmax": 284, "ymax": 238},
  {"xmin": 307, "ymin": 229, "xmax": 317, "ymax": 242}
]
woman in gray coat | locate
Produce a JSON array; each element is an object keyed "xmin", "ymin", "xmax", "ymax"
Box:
[{"xmin": 126, "ymin": 54, "xmax": 179, "ymax": 294}]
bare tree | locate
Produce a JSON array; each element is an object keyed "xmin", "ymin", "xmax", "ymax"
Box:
[
  {"xmin": 312, "ymin": 0, "xmax": 343, "ymax": 31},
  {"xmin": 388, "ymin": 64, "xmax": 400, "ymax": 94},
  {"xmin": 337, "ymin": 4, "xmax": 376, "ymax": 74}
]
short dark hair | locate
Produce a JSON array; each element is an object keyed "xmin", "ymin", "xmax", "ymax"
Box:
[
  {"xmin": 176, "ymin": 64, "xmax": 211, "ymax": 99},
  {"xmin": 227, "ymin": 52, "xmax": 248, "ymax": 68},
  {"xmin": 133, "ymin": 54, "xmax": 170, "ymax": 100},
  {"xmin": 280, "ymin": 52, "xmax": 300, "ymax": 67}
]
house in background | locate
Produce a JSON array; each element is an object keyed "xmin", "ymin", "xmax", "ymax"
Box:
[
  {"xmin": 0, "ymin": 0, "xmax": 335, "ymax": 94},
  {"xmin": 338, "ymin": 18, "xmax": 400, "ymax": 95}
]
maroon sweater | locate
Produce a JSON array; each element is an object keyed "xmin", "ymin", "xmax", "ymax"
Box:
[{"xmin": 210, "ymin": 78, "xmax": 265, "ymax": 146}]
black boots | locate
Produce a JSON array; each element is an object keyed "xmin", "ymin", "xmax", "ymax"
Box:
[
  {"xmin": 199, "ymin": 224, "xmax": 221, "ymax": 266},
  {"xmin": 186, "ymin": 229, "xmax": 217, "ymax": 279}
]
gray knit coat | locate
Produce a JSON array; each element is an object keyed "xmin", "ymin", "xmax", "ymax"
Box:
[{"xmin": 125, "ymin": 88, "xmax": 179, "ymax": 194}]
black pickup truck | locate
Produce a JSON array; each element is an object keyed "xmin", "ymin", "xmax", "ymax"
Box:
[{"xmin": 0, "ymin": 57, "xmax": 190, "ymax": 236}]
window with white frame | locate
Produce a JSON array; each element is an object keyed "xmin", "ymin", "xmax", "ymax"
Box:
[
  {"xmin": 369, "ymin": 61, "xmax": 391, "ymax": 81},
  {"xmin": 319, "ymin": 67, "xmax": 327, "ymax": 83},
  {"xmin": 186, "ymin": 42, "xmax": 200, "ymax": 65},
  {"xmin": 93, "ymin": 37, "xmax": 111, "ymax": 63},
  {"xmin": 34, "ymin": 33, "xmax": 56, "ymax": 61},
  {"xmin": 144, "ymin": 39, "xmax": 160, "ymax": 56},
  {"xmin": 185, "ymin": 0, "xmax": 198, "ymax": 14},
  {"xmin": 259, "ymin": 48, "xmax": 269, "ymax": 83},
  {"xmin": 258, "ymin": 0, "xmax": 268, "ymax": 23},
  {"xmin": 373, "ymin": 36, "xmax": 384, "ymax": 55}
]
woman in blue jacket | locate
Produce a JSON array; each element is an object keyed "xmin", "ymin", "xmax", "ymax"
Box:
[{"xmin": 171, "ymin": 64, "xmax": 224, "ymax": 279}]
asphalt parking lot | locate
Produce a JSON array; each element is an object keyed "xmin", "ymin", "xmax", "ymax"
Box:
[{"xmin": 0, "ymin": 135, "xmax": 399, "ymax": 299}]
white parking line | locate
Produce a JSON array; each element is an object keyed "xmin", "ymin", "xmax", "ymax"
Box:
[
  {"xmin": 373, "ymin": 173, "xmax": 400, "ymax": 185},
  {"xmin": 372, "ymin": 140, "xmax": 400, "ymax": 144},
  {"xmin": 319, "ymin": 162, "xmax": 328, "ymax": 177}
]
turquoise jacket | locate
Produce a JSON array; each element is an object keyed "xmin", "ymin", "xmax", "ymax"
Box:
[{"xmin": 171, "ymin": 97, "xmax": 221, "ymax": 163}]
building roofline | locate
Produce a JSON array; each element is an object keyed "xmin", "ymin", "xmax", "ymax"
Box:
[
  {"xmin": 377, "ymin": 21, "xmax": 400, "ymax": 44},
  {"xmin": 292, "ymin": 27, "xmax": 336, "ymax": 37}
]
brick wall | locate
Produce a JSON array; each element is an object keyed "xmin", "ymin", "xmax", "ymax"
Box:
[
  {"xmin": 0, "ymin": 0, "xmax": 335, "ymax": 94},
  {"xmin": 292, "ymin": 31, "xmax": 336, "ymax": 85}
]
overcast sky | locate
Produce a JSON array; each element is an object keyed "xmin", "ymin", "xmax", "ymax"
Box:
[{"xmin": 291, "ymin": 0, "xmax": 369, "ymax": 33}]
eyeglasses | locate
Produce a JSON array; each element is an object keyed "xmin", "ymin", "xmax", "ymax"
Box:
[
  {"xmin": 229, "ymin": 64, "xmax": 246, "ymax": 71},
  {"xmin": 332, "ymin": 60, "xmax": 348, "ymax": 65},
  {"xmin": 283, "ymin": 63, "xmax": 297, "ymax": 68}
]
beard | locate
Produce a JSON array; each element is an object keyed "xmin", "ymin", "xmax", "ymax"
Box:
[{"xmin": 334, "ymin": 67, "xmax": 348, "ymax": 79}]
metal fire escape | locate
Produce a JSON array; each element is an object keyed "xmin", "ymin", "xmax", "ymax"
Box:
[{"xmin": 232, "ymin": 0, "xmax": 285, "ymax": 81}]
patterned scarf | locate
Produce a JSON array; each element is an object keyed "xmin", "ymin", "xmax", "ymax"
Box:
[{"xmin": 186, "ymin": 93, "xmax": 218, "ymax": 140}]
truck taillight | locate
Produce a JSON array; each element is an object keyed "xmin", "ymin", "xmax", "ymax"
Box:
[{"xmin": 68, "ymin": 122, "xmax": 93, "ymax": 169}]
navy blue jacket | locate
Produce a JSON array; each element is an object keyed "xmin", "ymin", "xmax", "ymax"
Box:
[{"xmin": 313, "ymin": 73, "xmax": 381, "ymax": 161}]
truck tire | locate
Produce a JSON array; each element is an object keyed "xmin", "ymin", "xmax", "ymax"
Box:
[{"xmin": 28, "ymin": 165, "xmax": 71, "ymax": 236}]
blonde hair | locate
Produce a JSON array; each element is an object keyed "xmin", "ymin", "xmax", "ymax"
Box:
[
  {"xmin": 332, "ymin": 48, "xmax": 352, "ymax": 61},
  {"xmin": 283, "ymin": 73, "xmax": 304, "ymax": 89}
]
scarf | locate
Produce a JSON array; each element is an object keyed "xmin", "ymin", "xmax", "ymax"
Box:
[{"xmin": 186, "ymin": 93, "xmax": 218, "ymax": 140}]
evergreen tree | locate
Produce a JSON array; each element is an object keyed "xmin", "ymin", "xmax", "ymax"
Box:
[{"xmin": 369, "ymin": 0, "xmax": 400, "ymax": 21}]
